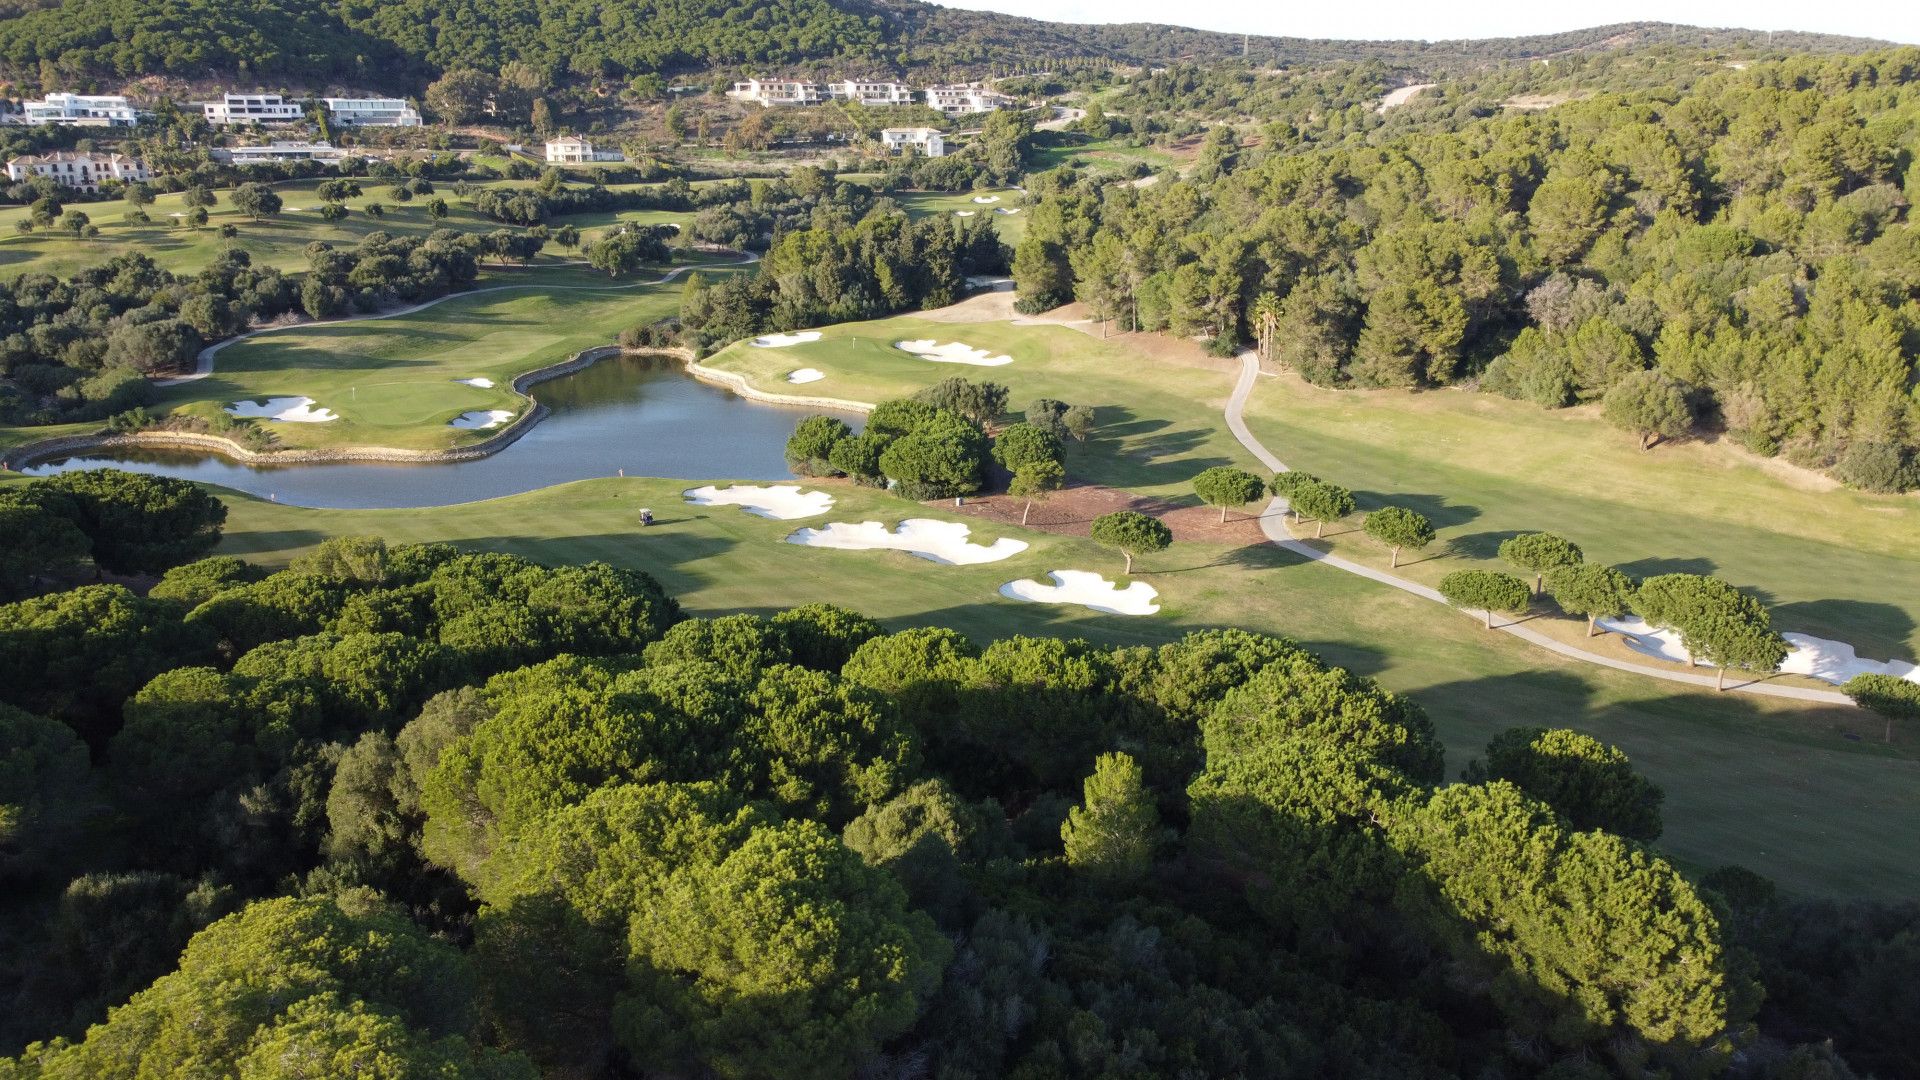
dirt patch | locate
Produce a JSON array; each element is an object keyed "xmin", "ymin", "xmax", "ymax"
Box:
[{"xmin": 930, "ymin": 482, "xmax": 1271, "ymax": 546}]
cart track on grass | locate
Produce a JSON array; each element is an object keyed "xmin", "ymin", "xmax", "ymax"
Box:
[
  {"xmin": 1224, "ymin": 353, "xmax": 1853, "ymax": 706},
  {"xmin": 156, "ymin": 249, "xmax": 758, "ymax": 387}
]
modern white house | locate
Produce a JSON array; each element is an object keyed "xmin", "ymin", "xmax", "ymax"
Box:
[
  {"xmin": 6, "ymin": 151, "xmax": 149, "ymax": 191},
  {"xmin": 11, "ymin": 94, "xmax": 143, "ymax": 127},
  {"xmin": 544, "ymin": 137, "xmax": 624, "ymax": 164},
  {"xmin": 880, "ymin": 127, "xmax": 946, "ymax": 157},
  {"xmin": 201, "ymin": 93, "xmax": 306, "ymax": 126},
  {"xmin": 726, "ymin": 79, "xmax": 829, "ymax": 107},
  {"xmin": 924, "ymin": 85, "xmax": 1014, "ymax": 116},
  {"xmin": 322, "ymin": 97, "xmax": 422, "ymax": 127},
  {"xmin": 826, "ymin": 80, "xmax": 914, "ymax": 107},
  {"xmin": 216, "ymin": 140, "xmax": 347, "ymax": 164}
]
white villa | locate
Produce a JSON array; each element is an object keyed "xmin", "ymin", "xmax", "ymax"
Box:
[
  {"xmin": 322, "ymin": 97, "xmax": 422, "ymax": 127},
  {"xmin": 216, "ymin": 141, "xmax": 347, "ymax": 164},
  {"xmin": 827, "ymin": 80, "xmax": 914, "ymax": 106},
  {"xmin": 544, "ymin": 137, "xmax": 624, "ymax": 164},
  {"xmin": 880, "ymin": 127, "xmax": 946, "ymax": 157},
  {"xmin": 925, "ymin": 85, "xmax": 1014, "ymax": 116},
  {"xmin": 202, "ymin": 92, "xmax": 306, "ymax": 125},
  {"xmin": 6, "ymin": 150, "xmax": 149, "ymax": 192},
  {"xmin": 9, "ymin": 93, "xmax": 142, "ymax": 127},
  {"xmin": 726, "ymin": 79, "xmax": 830, "ymax": 107}
]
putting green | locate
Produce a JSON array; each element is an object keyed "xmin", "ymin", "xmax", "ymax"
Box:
[
  {"xmin": 702, "ymin": 314, "xmax": 1260, "ymax": 497},
  {"xmin": 197, "ymin": 476, "xmax": 1920, "ymax": 901}
]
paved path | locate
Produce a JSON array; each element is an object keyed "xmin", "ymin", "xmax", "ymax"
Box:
[
  {"xmin": 1223, "ymin": 354, "xmax": 1853, "ymax": 706},
  {"xmin": 157, "ymin": 250, "xmax": 756, "ymax": 387}
]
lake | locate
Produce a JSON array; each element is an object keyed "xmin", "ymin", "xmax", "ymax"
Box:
[{"xmin": 21, "ymin": 354, "xmax": 863, "ymax": 509}]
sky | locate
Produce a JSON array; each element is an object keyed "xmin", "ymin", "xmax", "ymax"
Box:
[{"xmin": 931, "ymin": 1, "xmax": 1920, "ymax": 47}]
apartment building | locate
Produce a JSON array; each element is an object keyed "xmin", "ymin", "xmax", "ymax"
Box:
[
  {"xmin": 322, "ymin": 97, "xmax": 422, "ymax": 127},
  {"xmin": 5, "ymin": 150, "xmax": 149, "ymax": 192},
  {"xmin": 12, "ymin": 93, "xmax": 142, "ymax": 127},
  {"xmin": 726, "ymin": 79, "xmax": 829, "ymax": 107},
  {"xmin": 924, "ymin": 85, "xmax": 1015, "ymax": 116},
  {"xmin": 880, "ymin": 127, "xmax": 945, "ymax": 157},
  {"xmin": 202, "ymin": 93, "xmax": 306, "ymax": 125},
  {"xmin": 827, "ymin": 80, "xmax": 914, "ymax": 106}
]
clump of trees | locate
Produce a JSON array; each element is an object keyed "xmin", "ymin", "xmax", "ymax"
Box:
[
  {"xmin": 1439, "ymin": 569, "xmax": 1532, "ymax": 629},
  {"xmin": 1192, "ymin": 466, "xmax": 1266, "ymax": 524}
]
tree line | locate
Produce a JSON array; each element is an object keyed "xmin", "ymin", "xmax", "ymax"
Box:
[
  {"xmin": 1013, "ymin": 48, "xmax": 1920, "ymax": 490},
  {"xmin": 2, "ymin": 489, "xmax": 1914, "ymax": 1074}
]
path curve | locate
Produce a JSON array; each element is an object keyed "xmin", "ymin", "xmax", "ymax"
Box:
[
  {"xmin": 1224, "ymin": 354, "xmax": 1852, "ymax": 706},
  {"xmin": 157, "ymin": 249, "xmax": 758, "ymax": 387}
]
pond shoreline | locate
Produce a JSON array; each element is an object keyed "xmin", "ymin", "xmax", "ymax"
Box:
[{"xmin": 8, "ymin": 344, "xmax": 876, "ymax": 471}]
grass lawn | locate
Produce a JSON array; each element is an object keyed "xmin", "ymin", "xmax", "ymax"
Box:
[
  {"xmin": 702, "ymin": 314, "xmax": 1259, "ymax": 497},
  {"xmin": 84, "ymin": 254, "xmax": 751, "ymax": 453},
  {"xmin": 0, "ymin": 178, "xmax": 695, "ymax": 279},
  {"xmin": 1243, "ymin": 373, "xmax": 1920, "ymax": 660},
  {"xmin": 196, "ymin": 475, "xmax": 1920, "ymax": 901},
  {"xmin": 887, "ymin": 188, "xmax": 1028, "ymax": 244},
  {"xmin": 1028, "ymin": 133, "xmax": 1180, "ymax": 175}
]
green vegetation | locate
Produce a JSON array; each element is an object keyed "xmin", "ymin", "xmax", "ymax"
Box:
[
  {"xmin": 1439, "ymin": 570, "xmax": 1532, "ymax": 629},
  {"xmin": 1191, "ymin": 465, "xmax": 1265, "ymax": 523},
  {"xmin": 1361, "ymin": 505, "xmax": 1436, "ymax": 568},
  {"xmin": 1088, "ymin": 510, "xmax": 1171, "ymax": 574}
]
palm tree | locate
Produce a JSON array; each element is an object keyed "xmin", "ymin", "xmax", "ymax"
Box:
[{"xmin": 1251, "ymin": 291, "xmax": 1281, "ymax": 368}]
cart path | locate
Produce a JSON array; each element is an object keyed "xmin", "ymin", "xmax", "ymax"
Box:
[{"xmin": 1223, "ymin": 353, "xmax": 1852, "ymax": 706}]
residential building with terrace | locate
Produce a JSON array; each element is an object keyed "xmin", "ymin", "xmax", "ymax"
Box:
[
  {"xmin": 322, "ymin": 98, "xmax": 422, "ymax": 127},
  {"xmin": 726, "ymin": 79, "xmax": 830, "ymax": 107},
  {"xmin": 6, "ymin": 150, "xmax": 148, "ymax": 192},
  {"xmin": 880, "ymin": 127, "xmax": 946, "ymax": 157},
  {"xmin": 8, "ymin": 94, "xmax": 142, "ymax": 127},
  {"xmin": 544, "ymin": 137, "xmax": 624, "ymax": 164},
  {"xmin": 924, "ymin": 85, "xmax": 1015, "ymax": 116},
  {"xmin": 202, "ymin": 93, "xmax": 306, "ymax": 126},
  {"xmin": 215, "ymin": 141, "xmax": 347, "ymax": 164},
  {"xmin": 826, "ymin": 80, "xmax": 914, "ymax": 106}
]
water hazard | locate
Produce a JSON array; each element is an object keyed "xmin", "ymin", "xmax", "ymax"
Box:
[{"xmin": 20, "ymin": 354, "xmax": 862, "ymax": 510}]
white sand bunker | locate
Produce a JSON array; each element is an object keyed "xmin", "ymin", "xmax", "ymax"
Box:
[
  {"xmin": 1000, "ymin": 570, "xmax": 1160, "ymax": 616},
  {"xmin": 954, "ymin": 210, "xmax": 977, "ymax": 217},
  {"xmin": 972, "ymin": 195, "xmax": 1002, "ymax": 204},
  {"xmin": 751, "ymin": 331, "xmax": 822, "ymax": 348},
  {"xmin": 225, "ymin": 396, "xmax": 337, "ymax": 423},
  {"xmin": 995, "ymin": 207, "xmax": 1022, "ymax": 215},
  {"xmin": 894, "ymin": 339, "xmax": 1013, "ymax": 367},
  {"xmin": 455, "ymin": 376, "xmax": 495, "ymax": 389},
  {"xmin": 787, "ymin": 368, "xmax": 826, "ymax": 384},
  {"xmin": 786, "ymin": 519, "xmax": 1027, "ymax": 565},
  {"xmin": 1596, "ymin": 616, "xmax": 1707, "ymax": 667},
  {"xmin": 1779, "ymin": 634, "xmax": 1920, "ymax": 686},
  {"xmin": 450, "ymin": 409, "xmax": 514, "ymax": 429},
  {"xmin": 684, "ymin": 484, "xmax": 833, "ymax": 520}
]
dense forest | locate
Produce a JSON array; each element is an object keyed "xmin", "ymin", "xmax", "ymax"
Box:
[
  {"xmin": 0, "ymin": 477, "xmax": 1915, "ymax": 1077},
  {"xmin": 0, "ymin": 0, "xmax": 1891, "ymax": 94},
  {"xmin": 1010, "ymin": 48, "xmax": 1920, "ymax": 490}
]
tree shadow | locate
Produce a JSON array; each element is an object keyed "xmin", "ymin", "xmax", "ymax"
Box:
[
  {"xmin": 1443, "ymin": 528, "xmax": 1527, "ymax": 562},
  {"xmin": 1353, "ymin": 490, "xmax": 1481, "ymax": 530},
  {"xmin": 1769, "ymin": 599, "xmax": 1917, "ymax": 660},
  {"xmin": 1614, "ymin": 555, "xmax": 1719, "ymax": 579}
]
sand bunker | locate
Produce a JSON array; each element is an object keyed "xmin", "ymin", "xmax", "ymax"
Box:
[
  {"xmin": 225, "ymin": 396, "xmax": 338, "ymax": 423},
  {"xmin": 995, "ymin": 207, "xmax": 1022, "ymax": 215},
  {"xmin": 1000, "ymin": 570, "xmax": 1160, "ymax": 616},
  {"xmin": 972, "ymin": 195, "xmax": 1002, "ymax": 204},
  {"xmin": 785, "ymin": 519, "xmax": 1027, "ymax": 565},
  {"xmin": 1596, "ymin": 616, "xmax": 1705, "ymax": 667},
  {"xmin": 751, "ymin": 331, "xmax": 823, "ymax": 348},
  {"xmin": 450, "ymin": 409, "xmax": 514, "ymax": 429},
  {"xmin": 1779, "ymin": 634, "xmax": 1920, "ymax": 686},
  {"xmin": 954, "ymin": 210, "xmax": 977, "ymax": 217},
  {"xmin": 787, "ymin": 368, "xmax": 826, "ymax": 384},
  {"xmin": 455, "ymin": 376, "xmax": 495, "ymax": 389},
  {"xmin": 894, "ymin": 339, "xmax": 1013, "ymax": 367},
  {"xmin": 683, "ymin": 484, "xmax": 833, "ymax": 520}
]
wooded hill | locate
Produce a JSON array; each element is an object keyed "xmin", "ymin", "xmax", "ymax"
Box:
[{"xmin": 0, "ymin": 0, "xmax": 1892, "ymax": 95}]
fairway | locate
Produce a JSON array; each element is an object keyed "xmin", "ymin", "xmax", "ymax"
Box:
[
  {"xmin": 1242, "ymin": 372, "xmax": 1920, "ymax": 660},
  {"xmin": 201, "ymin": 475, "xmax": 1920, "ymax": 900},
  {"xmin": 702, "ymin": 307, "xmax": 1260, "ymax": 496},
  {"xmin": 888, "ymin": 188, "xmax": 1028, "ymax": 243},
  {"xmin": 0, "ymin": 177, "xmax": 695, "ymax": 279},
  {"xmin": 105, "ymin": 255, "xmax": 750, "ymax": 452}
]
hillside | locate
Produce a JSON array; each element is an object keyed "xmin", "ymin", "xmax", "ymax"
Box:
[{"xmin": 0, "ymin": 0, "xmax": 1893, "ymax": 94}]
